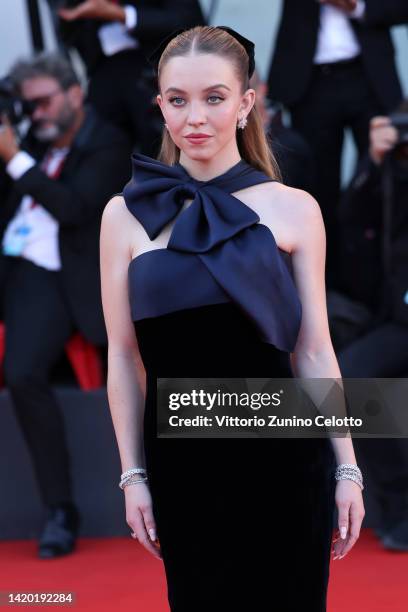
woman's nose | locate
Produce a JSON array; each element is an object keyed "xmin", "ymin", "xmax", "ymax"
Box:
[{"xmin": 187, "ymin": 102, "xmax": 206, "ymax": 125}]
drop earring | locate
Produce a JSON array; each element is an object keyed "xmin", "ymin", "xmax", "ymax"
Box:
[{"xmin": 237, "ymin": 115, "xmax": 248, "ymax": 130}]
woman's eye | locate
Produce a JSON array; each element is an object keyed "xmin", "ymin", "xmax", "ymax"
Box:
[
  {"xmin": 168, "ymin": 95, "xmax": 224, "ymax": 106},
  {"xmin": 208, "ymin": 95, "xmax": 223, "ymax": 103},
  {"xmin": 169, "ymin": 97, "xmax": 185, "ymax": 106}
]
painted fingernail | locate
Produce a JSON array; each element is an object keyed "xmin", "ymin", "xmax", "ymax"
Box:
[
  {"xmin": 340, "ymin": 527, "xmax": 347, "ymax": 539},
  {"xmin": 149, "ymin": 528, "xmax": 156, "ymax": 541}
]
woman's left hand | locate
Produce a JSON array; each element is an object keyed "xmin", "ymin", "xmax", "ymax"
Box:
[{"xmin": 332, "ymin": 479, "xmax": 365, "ymax": 560}]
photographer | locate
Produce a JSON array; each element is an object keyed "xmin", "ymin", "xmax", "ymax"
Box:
[
  {"xmin": 336, "ymin": 105, "xmax": 408, "ymax": 364},
  {"xmin": 333, "ymin": 101, "xmax": 408, "ymax": 551},
  {"xmin": 0, "ymin": 52, "xmax": 131, "ymax": 559}
]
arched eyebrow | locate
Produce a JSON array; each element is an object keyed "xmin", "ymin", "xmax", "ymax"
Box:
[{"xmin": 164, "ymin": 84, "xmax": 231, "ymax": 94}]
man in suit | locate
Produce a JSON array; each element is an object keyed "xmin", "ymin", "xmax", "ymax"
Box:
[
  {"xmin": 333, "ymin": 104, "xmax": 408, "ymax": 550},
  {"xmin": 50, "ymin": 0, "xmax": 205, "ymax": 155},
  {"xmin": 0, "ymin": 52, "xmax": 131, "ymax": 558},
  {"xmin": 267, "ymin": 0, "xmax": 405, "ymax": 287}
]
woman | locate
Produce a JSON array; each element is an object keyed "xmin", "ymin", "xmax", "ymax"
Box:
[{"xmin": 100, "ymin": 25, "xmax": 365, "ymax": 612}]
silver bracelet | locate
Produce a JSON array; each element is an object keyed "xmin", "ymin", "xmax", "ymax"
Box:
[
  {"xmin": 119, "ymin": 467, "xmax": 147, "ymax": 490},
  {"xmin": 335, "ymin": 463, "xmax": 364, "ymax": 490},
  {"xmin": 119, "ymin": 476, "xmax": 148, "ymax": 490},
  {"xmin": 121, "ymin": 468, "xmax": 146, "ymax": 478}
]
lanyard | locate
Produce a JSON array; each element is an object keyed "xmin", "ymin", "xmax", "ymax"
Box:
[{"xmin": 28, "ymin": 148, "xmax": 68, "ymax": 210}]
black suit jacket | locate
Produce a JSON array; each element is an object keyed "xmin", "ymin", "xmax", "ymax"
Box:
[
  {"xmin": 57, "ymin": 0, "xmax": 205, "ymax": 73},
  {"xmin": 365, "ymin": 0, "xmax": 408, "ymax": 26},
  {"xmin": 268, "ymin": 0, "xmax": 403, "ymax": 111},
  {"xmin": 0, "ymin": 107, "xmax": 132, "ymax": 345},
  {"xmin": 338, "ymin": 154, "xmax": 408, "ymax": 325}
]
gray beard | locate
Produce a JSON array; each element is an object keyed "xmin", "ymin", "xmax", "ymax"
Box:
[
  {"xmin": 33, "ymin": 123, "xmax": 61, "ymax": 142},
  {"xmin": 32, "ymin": 107, "xmax": 76, "ymax": 143}
]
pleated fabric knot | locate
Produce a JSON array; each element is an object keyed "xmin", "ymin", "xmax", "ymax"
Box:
[
  {"xmin": 123, "ymin": 154, "xmax": 260, "ymax": 251},
  {"xmin": 123, "ymin": 153, "xmax": 303, "ymax": 353}
]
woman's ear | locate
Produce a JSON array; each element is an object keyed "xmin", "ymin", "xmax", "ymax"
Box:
[
  {"xmin": 156, "ymin": 94, "xmax": 163, "ymax": 112},
  {"xmin": 240, "ymin": 88, "xmax": 256, "ymax": 116},
  {"xmin": 156, "ymin": 94, "xmax": 168, "ymax": 129}
]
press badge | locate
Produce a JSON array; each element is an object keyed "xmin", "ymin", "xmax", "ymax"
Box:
[{"xmin": 3, "ymin": 224, "xmax": 31, "ymax": 256}]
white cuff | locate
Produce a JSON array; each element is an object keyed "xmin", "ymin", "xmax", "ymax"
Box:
[
  {"xmin": 124, "ymin": 5, "xmax": 137, "ymax": 30},
  {"xmin": 6, "ymin": 151, "xmax": 36, "ymax": 180},
  {"xmin": 350, "ymin": 0, "xmax": 365, "ymax": 20}
]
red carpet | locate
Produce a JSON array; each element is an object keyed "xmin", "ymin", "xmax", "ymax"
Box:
[
  {"xmin": 328, "ymin": 529, "xmax": 408, "ymax": 612},
  {"xmin": 0, "ymin": 529, "xmax": 407, "ymax": 611}
]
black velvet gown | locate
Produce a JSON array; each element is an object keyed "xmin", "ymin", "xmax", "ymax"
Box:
[{"xmin": 124, "ymin": 154, "xmax": 336, "ymax": 612}]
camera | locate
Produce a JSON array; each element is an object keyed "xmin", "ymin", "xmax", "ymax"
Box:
[
  {"xmin": 0, "ymin": 76, "xmax": 35, "ymax": 125},
  {"xmin": 389, "ymin": 112, "xmax": 408, "ymax": 146}
]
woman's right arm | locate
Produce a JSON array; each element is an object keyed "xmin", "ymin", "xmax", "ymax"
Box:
[{"xmin": 100, "ymin": 195, "xmax": 162, "ymax": 560}]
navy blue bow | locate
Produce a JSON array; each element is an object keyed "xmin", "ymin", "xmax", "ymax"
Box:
[{"xmin": 123, "ymin": 153, "xmax": 302, "ymax": 352}]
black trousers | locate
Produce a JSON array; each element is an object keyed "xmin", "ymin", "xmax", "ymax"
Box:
[
  {"xmin": 290, "ymin": 57, "xmax": 385, "ymax": 288},
  {"xmin": 337, "ymin": 322, "xmax": 408, "ymax": 527},
  {"xmin": 87, "ymin": 49, "xmax": 162, "ymax": 156},
  {"xmin": 2, "ymin": 257, "xmax": 76, "ymax": 508}
]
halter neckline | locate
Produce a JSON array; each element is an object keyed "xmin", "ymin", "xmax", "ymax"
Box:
[{"xmin": 122, "ymin": 152, "xmax": 302, "ymax": 351}]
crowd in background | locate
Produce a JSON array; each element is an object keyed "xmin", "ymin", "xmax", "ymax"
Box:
[{"xmin": 1, "ymin": 0, "xmax": 408, "ymax": 558}]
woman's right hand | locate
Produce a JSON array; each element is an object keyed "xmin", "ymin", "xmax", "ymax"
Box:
[{"xmin": 124, "ymin": 482, "xmax": 162, "ymax": 560}]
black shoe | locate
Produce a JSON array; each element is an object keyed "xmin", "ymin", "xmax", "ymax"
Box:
[
  {"xmin": 38, "ymin": 502, "xmax": 80, "ymax": 559},
  {"xmin": 381, "ymin": 518, "xmax": 408, "ymax": 552}
]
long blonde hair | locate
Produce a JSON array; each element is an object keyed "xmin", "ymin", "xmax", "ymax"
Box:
[{"xmin": 156, "ymin": 26, "xmax": 281, "ymax": 181}]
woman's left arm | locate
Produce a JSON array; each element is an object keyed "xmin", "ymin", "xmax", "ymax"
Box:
[{"xmin": 287, "ymin": 188, "xmax": 365, "ymax": 560}]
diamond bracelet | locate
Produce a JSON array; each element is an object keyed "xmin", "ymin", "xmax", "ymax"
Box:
[
  {"xmin": 335, "ymin": 463, "xmax": 364, "ymax": 490},
  {"xmin": 119, "ymin": 476, "xmax": 148, "ymax": 490},
  {"xmin": 119, "ymin": 467, "xmax": 147, "ymax": 490}
]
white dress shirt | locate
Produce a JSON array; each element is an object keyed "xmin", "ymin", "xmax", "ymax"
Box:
[
  {"xmin": 97, "ymin": 5, "xmax": 139, "ymax": 56},
  {"xmin": 3, "ymin": 148, "xmax": 69, "ymax": 271},
  {"xmin": 314, "ymin": 0, "xmax": 366, "ymax": 64}
]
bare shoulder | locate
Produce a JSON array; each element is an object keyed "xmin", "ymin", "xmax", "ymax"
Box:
[
  {"xmin": 235, "ymin": 181, "xmax": 323, "ymax": 253},
  {"xmin": 258, "ymin": 181, "xmax": 320, "ymax": 217},
  {"xmin": 100, "ymin": 195, "xmax": 133, "ymax": 261},
  {"xmin": 101, "ymin": 194, "xmax": 128, "ymax": 226},
  {"xmin": 269, "ymin": 183, "xmax": 325, "ymax": 250}
]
